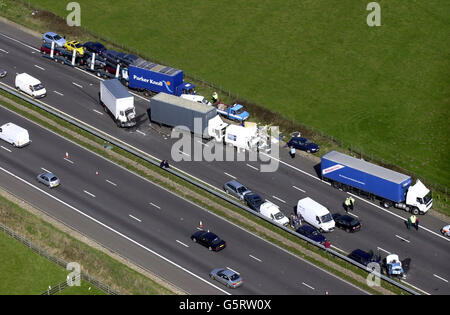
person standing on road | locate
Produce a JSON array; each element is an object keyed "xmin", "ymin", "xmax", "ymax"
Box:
[
  {"xmin": 414, "ymin": 216, "xmax": 419, "ymax": 231},
  {"xmin": 409, "ymin": 215, "xmax": 417, "ymax": 230},
  {"xmin": 289, "ymin": 146, "xmax": 296, "ymax": 158},
  {"xmin": 344, "ymin": 197, "xmax": 351, "ymax": 212},
  {"xmin": 349, "ymin": 197, "xmax": 355, "ymax": 211}
]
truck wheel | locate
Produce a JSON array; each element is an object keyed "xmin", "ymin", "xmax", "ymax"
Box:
[
  {"xmin": 382, "ymin": 201, "xmax": 391, "ymax": 209},
  {"xmin": 411, "ymin": 207, "xmax": 419, "ymax": 215}
]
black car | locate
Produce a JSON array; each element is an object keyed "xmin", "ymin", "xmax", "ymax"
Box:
[
  {"xmin": 191, "ymin": 230, "xmax": 226, "ymax": 251},
  {"xmin": 244, "ymin": 192, "xmax": 264, "ymax": 212},
  {"xmin": 333, "ymin": 213, "xmax": 361, "ymax": 232},
  {"xmin": 287, "ymin": 137, "xmax": 319, "ymax": 153},
  {"xmin": 296, "ymin": 225, "xmax": 326, "ymax": 243},
  {"xmin": 120, "ymin": 53, "xmax": 139, "ymax": 66},
  {"xmin": 348, "ymin": 249, "xmax": 380, "ymax": 267},
  {"xmin": 83, "ymin": 42, "xmax": 107, "ymax": 55}
]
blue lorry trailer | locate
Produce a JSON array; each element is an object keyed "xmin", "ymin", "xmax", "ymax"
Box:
[
  {"xmin": 128, "ymin": 58, "xmax": 195, "ymax": 96},
  {"xmin": 321, "ymin": 151, "xmax": 432, "ymax": 215}
]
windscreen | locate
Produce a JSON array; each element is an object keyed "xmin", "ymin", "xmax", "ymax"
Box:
[
  {"xmin": 33, "ymin": 84, "xmax": 45, "ymax": 91},
  {"xmin": 423, "ymin": 191, "xmax": 432, "ymax": 204},
  {"xmin": 321, "ymin": 213, "xmax": 333, "ymax": 223}
]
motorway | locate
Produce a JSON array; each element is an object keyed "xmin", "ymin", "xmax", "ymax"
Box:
[
  {"xmin": 0, "ymin": 19, "xmax": 449, "ymax": 294},
  {"xmin": 0, "ymin": 97, "xmax": 365, "ymax": 295}
]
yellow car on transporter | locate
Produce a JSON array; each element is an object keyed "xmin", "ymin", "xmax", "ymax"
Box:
[{"xmin": 64, "ymin": 40, "xmax": 85, "ymax": 55}]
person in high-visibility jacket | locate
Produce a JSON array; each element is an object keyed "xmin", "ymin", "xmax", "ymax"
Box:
[
  {"xmin": 349, "ymin": 197, "xmax": 355, "ymax": 211},
  {"xmin": 212, "ymin": 92, "xmax": 218, "ymax": 104},
  {"xmin": 344, "ymin": 197, "xmax": 352, "ymax": 212},
  {"xmin": 410, "ymin": 215, "xmax": 419, "ymax": 230}
]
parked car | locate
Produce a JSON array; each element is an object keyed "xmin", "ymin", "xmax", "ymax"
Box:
[
  {"xmin": 83, "ymin": 41, "xmax": 106, "ymax": 55},
  {"xmin": 348, "ymin": 249, "xmax": 380, "ymax": 267},
  {"xmin": 42, "ymin": 32, "xmax": 66, "ymax": 47},
  {"xmin": 191, "ymin": 230, "xmax": 226, "ymax": 251},
  {"xmin": 120, "ymin": 53, "xmax": 139, "ymax": 66},
  {"xmin": 0, "ymin": 68, "xmax": 7, "ymax": 78},
  {"xmin": 81, "ymin": 56, "xmax": 106, "ymax": 68},
  {"xmin": 244, "ymin": 192, "xmax": 264, "ymax": 212},
  {"xmin": 224, "ymin": 180, "xmax": 252, "ymax": 200},
  {"xmin": 40, "ymin": 44, "xmax": 63, "ymax": 56},
  {"xmin": 209, "ymin": 268, "xmax": 243, "ymax": 289},
  {"xmin": 287, "ymin": 136, "xmax": 319, "ymax": 153},
  {"xmin": 296, "ymin": 225, "xmax": 326, "ymax": 243},
  {"xmin": 103, "ymin": 50, "xmax": 124, "ymax": 64},
  {"xmin": 64, "ymin": 40, "xmax": 84, "ymax": 55},
  {"xmin": 333, "ymin": 213, "xmax": 361, "ymax": 232},
  {"xmin": 441, "ymin": 225, "xmax": 450, "ymax": 237},
  {"xmin": 37, "ymin": 172, "xmax": 60, "ymax": 188}
]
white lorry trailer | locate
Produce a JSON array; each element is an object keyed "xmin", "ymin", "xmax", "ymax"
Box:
[{"xmin": 99, "ymin": 79, "xmax": 136, "ymax": 127}]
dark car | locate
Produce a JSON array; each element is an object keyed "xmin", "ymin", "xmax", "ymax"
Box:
[
  {"xmin": 348, "ymin": 249, "xmax": 380, "ymax": 267},
  {"xmin": 333, "ymin": 213, "xmax": 361, "ymax": 232},
  {"xmin": 83, "ymin": 42, "xmax": 107, "ymax": 55},
  {"xmin": 103, "ymin": 50, "xmax": 124, "ymax": 64},
  {"xmin": 287, "ymin": 137, "xmax": 319, "ymax": 153},
  {"xmin": 244, "ymin": 192, "xmax": 264, "ymax": 212},
  {"xmin": 191, "ymin": 230, "xmax": 226, "ymax": 251},
  {"xmin": 296, "ymin": 225, "xmax": 326, "ymax": 243},
  {"xmin": 120, "ymin": 53, "xmax": 139, "ymax": 66}
]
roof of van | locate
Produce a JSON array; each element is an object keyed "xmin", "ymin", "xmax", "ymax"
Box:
[
  {"xmin": 16, "ymin": 73, "xmax": 41, "ymax": 85},
  {"xmin": 297, "ymin": 197, "xmax": 329, "ymax": 216}
]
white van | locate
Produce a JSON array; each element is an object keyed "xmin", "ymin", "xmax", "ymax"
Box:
[
  {"xmin": 259, "ymin": 201, "xmax": 289, "ymax": 227},
  {"xmin": 15, "ymin": 73, "xmax": 46, "ymax": 98},
  {"xmin": 297, "ymin": 197, "xmax": 335, "ymax": 232},
  {"xmin": 0, "ymin": 123, "xmax": 31, "ymax": 147}
]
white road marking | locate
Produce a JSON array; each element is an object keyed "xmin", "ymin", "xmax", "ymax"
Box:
[
  {"xmin": 106, "ymin": 180, "xmax": 117, "ymax": 186},
  {"xmin": 1, "ymin": 146, "xmax": 11, "ymax": 152},
  {"xmin": 176, "ymin": 240, "xmax": 189, "ymax": 248},
  {"xmin": 83, "ymin": 190, "xmax": 96, "ymax": 198},
  {"xmin": 0, "ymin": 48, "xmax": 8, "ymax": 53},
  {"xmin": 136, "ymin": 130, "xmax": 146, "ymax": 136},
  {"xmin": 224, "ymin": 172, "xmax": 236, "ymax": 179},
  {"xmin": 149, "ymin": 202, "xmax": 161, "ymax": 209},
  {"xmin": 377, "ymin": 247, "xmax": 391, "ymax": 255},
  {"xmin": 249, "ymin": 254, "xmax": 262, "ymax": 262},
  {"xmin": 0, "ymin": 33, "xmax": 40, "ymax": 51},
  {"xmin": 272, "ymin": 195, "xmax": 286, "ymax": 204},
  {"xmin": 347, "ymin": 212, "xmax": 359, "ymax": 218},
  {"xmin": 64, "ymin": 158, "xmax": 74, "ymax": 164},
  {"xmin": 246, "ymin": 163, "xmax": 259, "ymax": 171},
  {"xmin": 292, "ymin": 186, "xmax": 305, "ymax": 193},
  {"xmin": 400, "ymin": 280, "xmax": 431, "ymax": 295},
  {"xmin": 433, "ymin": 274, "xmax": 448, "ymax": 283},
  {"xmin": 53, "ymin": 90, "xmax": 64, "ymax": 96},
  {"xmin": 302, "ymin": 282, "xmax": 315, "ymax": 290},
  {"xmin": 129, "ymin": 214, "xmax": 142, "ymax": 223},
  {"xmin": 40, "ymin": 167, "xmax": 51, "ymax": 173},
  {"xmin": 72, "ymin": 82, "xmax": 83, "ymax": 88},
  {"xmin": 395, "ymin": 235, "xmax": 410, "ymax": 243},
  {"xmin": 93, "ymin": 109, "xmax": 103, "ymax": 115},
  {"xmin": 34, "ymin": 64, "xmax": 45, "ymax": 71}
]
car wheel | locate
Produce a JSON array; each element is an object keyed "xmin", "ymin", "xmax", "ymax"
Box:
[
  {"xmin": 345, "ymin": 228, "xmax": 350, "ymax": 233},
  {"xmin": 192, "ymin": 237, "xmax": 197, "ymax": 243},
  {"xmin": 209, "ymin": 274, "xmax": 214, "ymax": 279},
  {"xmin": 208, "ymin": 246, "xmax": 212, "ymax": 251}
]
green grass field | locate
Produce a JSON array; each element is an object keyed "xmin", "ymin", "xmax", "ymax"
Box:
[
  {"xmin": 15, "ymin": 0, "xmax": 450, "ymax": 190},
  {"xmin": 0, "ymin": 231, "xmax": 104, "ymax": 294}
]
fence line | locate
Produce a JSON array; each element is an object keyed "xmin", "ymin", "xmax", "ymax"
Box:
[{"xmin": 0, "ymin": 222, "xmax": 119, "ymax": 295}]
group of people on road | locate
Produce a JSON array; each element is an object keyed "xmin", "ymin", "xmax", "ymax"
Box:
[
  {"xmin": 344, "ymin": 196, "xmax": 355, "ymax": 212},
  {"xmin": 407, "ymin": 215, "xmax": 419, "ymax": 231},
  {"xmin": 290, "ymin": 213, "xmax": 302, "ymax": 230}
]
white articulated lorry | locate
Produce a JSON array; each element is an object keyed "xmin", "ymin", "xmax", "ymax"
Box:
[{"xmin": 99, "ymin": 79, "xmax": 136, "ymax": 127}]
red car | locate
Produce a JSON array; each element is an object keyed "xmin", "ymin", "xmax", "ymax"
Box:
[{"xmin": 40, "ymin": 45, "xmax": 63, "ymax": 56}]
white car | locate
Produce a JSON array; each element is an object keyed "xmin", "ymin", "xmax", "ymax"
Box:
[{"xmin": 441, "ymin": 225, "xmax": 450, "ymax": 237}]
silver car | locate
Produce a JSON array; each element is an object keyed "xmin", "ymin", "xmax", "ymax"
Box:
[
  {"xmin": 209, "ymin": 268, "xmax": 243, "ymax": 289},
  {"xmin": 223, "ymin": 180, "xmax": 251, "ymax": 200},
  {"xmin": 37, "ymin": 172, "xmax": 60, "ymax": 188},
  {"xmin": 0, "ymin": 68, "xmax": 6, "ymax": 78}
]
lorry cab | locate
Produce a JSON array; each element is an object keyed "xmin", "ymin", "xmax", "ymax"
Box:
[
  {"xmin": 405, "ymin": 180, "xmax": 432, "ymax": 214},
  {"xmin": 15, "ymin": 73, "xmax": 46, "ymax": 98},
  {"xmin": 179, "ymin": 82, "xmax": 196, "ymax": 95},
  {"xmin": 259, "ymin": 201, "xmax": 289, "ymax": 227},
  {"xmin": 297, "ymin": 197, "xmax": 335, "ymax": 232},
  {"xmin": 0, "ymin": 123, "xmax": 31, "ymax": 147}
]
